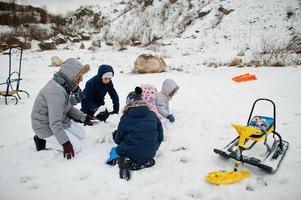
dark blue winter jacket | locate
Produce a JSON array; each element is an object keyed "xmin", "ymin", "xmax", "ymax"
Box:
[
  {"xmin": 113, "ymin": 105, "xmax": 164, "ymax": 164},
  {"xmin": 81, "ymin": 65, "xmax": 119, "ymax": 115}
]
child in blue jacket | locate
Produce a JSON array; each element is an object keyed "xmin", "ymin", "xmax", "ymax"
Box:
[
  {"xmin": 109, "ymin": 92, "xmax": 164, "ymax": 180},
  {"xmin": 81, "ymin": 64, "xmax": 119, "ymax": 121}
]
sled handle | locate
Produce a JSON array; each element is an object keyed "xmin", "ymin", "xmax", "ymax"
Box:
[{"xmin": 247, "ymin": 98, "xmax": 276, "ymax": 131}]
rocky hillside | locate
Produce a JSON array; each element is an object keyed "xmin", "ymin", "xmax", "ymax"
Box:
[{"xmin": 0, "ymin": 0, "xmax": 300, "ymax": 66}]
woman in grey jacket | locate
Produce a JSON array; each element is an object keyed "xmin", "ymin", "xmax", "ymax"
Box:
[{"xmin": 31, "ymin": 58, "xmax": 93, "ymax": 160}]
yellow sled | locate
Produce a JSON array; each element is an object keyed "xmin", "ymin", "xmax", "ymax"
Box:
[
  {"xmin": 206, "ymin": 169, "xmax": 250, "ymax": 185},
  {"xmin": 206, "ymin": 99, "xmax": 289, "ymax": 185}
]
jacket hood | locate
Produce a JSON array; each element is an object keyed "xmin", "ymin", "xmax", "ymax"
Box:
[
  {"xmin": 97, "ymin": 64, "xmax": 114, "ymax": 80},
  {"xmin": 127, "ymin": 106, "xmax": 150, "ymax": 118},
  {"xmin": 59, "ymin": 58, "xmax": 84, "ymax": 81},
  {"xmin": 161, "ymin": 79, "xmax": 179, "ymax": 96},
  {"xmin": 123, "ymin": 100, "xmax": 151, "ymax": 117}
]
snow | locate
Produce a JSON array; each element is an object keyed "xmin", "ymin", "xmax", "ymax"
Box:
[
  {"xmin": 0, "ymin": 25, "xmax": 13, "ymax": 34},
  {"xmin": 0, "ymin": 44, "xmax": 301, "ymax": 200},
  {"xmin": 1, "ymin": 0, "xmax": 301, "ymax": 199}
]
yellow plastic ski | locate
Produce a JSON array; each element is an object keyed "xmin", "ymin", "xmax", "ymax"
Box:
[{"xmin": 205, "ymin": 170, "xmax": 250, "ymax": 185}]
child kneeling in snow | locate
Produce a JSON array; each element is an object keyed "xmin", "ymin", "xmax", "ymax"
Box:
[
  {"xmin": 129, "ymin": 81, "xmax": 179, "ymax": 123},
  {"xmin": 140, "ymin": 84, "xmax": 160, "ymax": 116},
  {"xmin": 107, "ymin": 93, "xmax": 164, "ymax": 181},
  {"xmin": 155, "ymin": 79, "xmax": 179, "ymax": 123}
]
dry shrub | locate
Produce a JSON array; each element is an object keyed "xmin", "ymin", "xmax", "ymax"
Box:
[
  {"xmin": 252, "ymin": 38, "xmax": 301, "ymax": 66},
  {"xmin": 26, "ymin": 25, "xmax": 52, "ymax": 41},
  {"xmin": 286, "ymin": 34, "xmax": 301, "ymax": 54}
]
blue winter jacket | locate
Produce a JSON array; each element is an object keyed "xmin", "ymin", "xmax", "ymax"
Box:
[
  {"xmin": 113, "ymin": 105, "xmax": 164, "ymax": 164},
  {"xmin": 81, "ymin": 65, "xmax": 119, "ymax": 115}
]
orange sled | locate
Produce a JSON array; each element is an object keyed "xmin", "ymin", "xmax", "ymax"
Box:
[{"xmin": 232, "ymin": 73, "xmax": 257, "ymax": 82}]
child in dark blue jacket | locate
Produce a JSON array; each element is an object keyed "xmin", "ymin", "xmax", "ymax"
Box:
[
  {"xmin": 110, "ymin": 92, "xmax": 164, "ymax": 180},
  {"xmin": 81, "ymin": 65, "xmax": 119, "ymax": 121}
]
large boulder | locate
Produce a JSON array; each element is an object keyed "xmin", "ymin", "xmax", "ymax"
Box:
[
  {"xmin": 51, "ymin": 56, "xmax": 63, "ymax": 67},
  {"xmin": 133, "ymin": 54, "xmax": 167, "ymax": 73}
]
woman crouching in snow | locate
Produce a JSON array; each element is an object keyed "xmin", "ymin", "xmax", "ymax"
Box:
[
  {"xmin": 31, "ymin": 58, "xmax": 94, "ymax": 160},
  {"xmin": 107, "ymin": 91, "xmax": 164, "ymax": 181}
]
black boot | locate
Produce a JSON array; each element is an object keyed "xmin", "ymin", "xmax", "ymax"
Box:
[
  {"xmin": 131, "ymin": 159, "xmax": 156, "ymax": 171},
  {"xmin": 33, "ymin": 135, "xmax": 46, "ymax": 151},
  {"xmin": 118, "ymin": 157, "xmax": 131, "ymax": 181}
]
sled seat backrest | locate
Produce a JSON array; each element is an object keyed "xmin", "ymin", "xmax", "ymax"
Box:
[{"xmin": 247, "ymin": 116, "xmax": 274, "ymax": 134}]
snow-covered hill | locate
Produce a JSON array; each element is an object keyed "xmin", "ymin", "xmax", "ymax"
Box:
[
  {"xmin": 1, "ymin": 0, "xmax": 301, "ymax": 200},
  {"xmin": 71, "ymin": 0, "xmax": 301, "ymax": 64},
  {"xmin": 1, "ymin": 0, "xmax": 300, "ymax": 64}
]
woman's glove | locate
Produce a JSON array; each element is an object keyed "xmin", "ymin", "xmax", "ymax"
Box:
[
  {"xmin": 84, "ymin": 114, "xmax": 94, "ymax": 126},
  {"xmin": 62, "ymin": 141, "xmax": 74, "ymax": 160}
]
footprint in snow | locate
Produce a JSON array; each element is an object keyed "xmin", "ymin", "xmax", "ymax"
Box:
[
  {"xmin": 171, "ymin": 146, "xmax": 187, "ymax": 152},
  {"xmin": 77, "ymin": 172, "xmax": 91, "ymax": 181},
  {"xmin": 278, "ymin": 178, "xmax": 289, "ymax": 185},
  {"xmin": 256, "ymin": 177, "xmax": 268, "ymax": 186},
  {"xmin": 180, "ymin": 156, "xmax": 190, "ymax": 164},
  {"xmin": 186, "ymin": 190, "xmax": 202, "ymax": 198},
  {"xmin": 245, "ymin": 185, "xmax": 255, "ymax": 191},
  {"xmin": 27, "ymin": 184, "xmax": 39, "ymax": 190},
  {"xmin": 246, "ymin": 177, "xmax": 268, "ymax": 191},
  {"xmin": 19, "ymin": 176, "xmax": 34, "ymax": 184}
]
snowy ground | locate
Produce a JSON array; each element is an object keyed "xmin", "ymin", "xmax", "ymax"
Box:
[{"xmin": 0, "ymin": 45, "xmax": 301, "ymax": 200}]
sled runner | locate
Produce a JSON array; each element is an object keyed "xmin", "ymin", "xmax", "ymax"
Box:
[{"xmin": 206, "ymin": 98, "xmax": 289, "ymax": 185}]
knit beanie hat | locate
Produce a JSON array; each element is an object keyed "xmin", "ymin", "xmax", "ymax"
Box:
[{"xmin": 126, "ymin": 87, "xmax": 143, "ymax": 104}]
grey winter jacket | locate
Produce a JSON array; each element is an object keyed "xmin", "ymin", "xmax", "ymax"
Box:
[
  {"xmin": 155, "ymin": 79, "xmax": 179, "ymax": 118},
  {"xmin": 31, "ymin": 58, "xmax": 87, "ymax": 145}
]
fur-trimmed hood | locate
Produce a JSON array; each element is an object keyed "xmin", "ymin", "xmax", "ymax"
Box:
[{"xmin": 123, "ymin": 100, "xmax": 152, "ymax": 115}]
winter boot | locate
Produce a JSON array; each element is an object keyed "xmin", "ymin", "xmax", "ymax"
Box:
[
  {"xmin": 131, "ymin": 158, "xmax": 156, "ymax": 170},
  {"xmin": 33, "ymin": 135, "xmax": 46, "ymax": 151},
  {"xmin": 119, "ymin": 157, "xmax": 131, "ymax": 181}
]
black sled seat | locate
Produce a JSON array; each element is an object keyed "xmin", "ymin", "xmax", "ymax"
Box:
[{"xmin": 214, "ymin": 98, "xmax": 289, "ymax": 173}]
